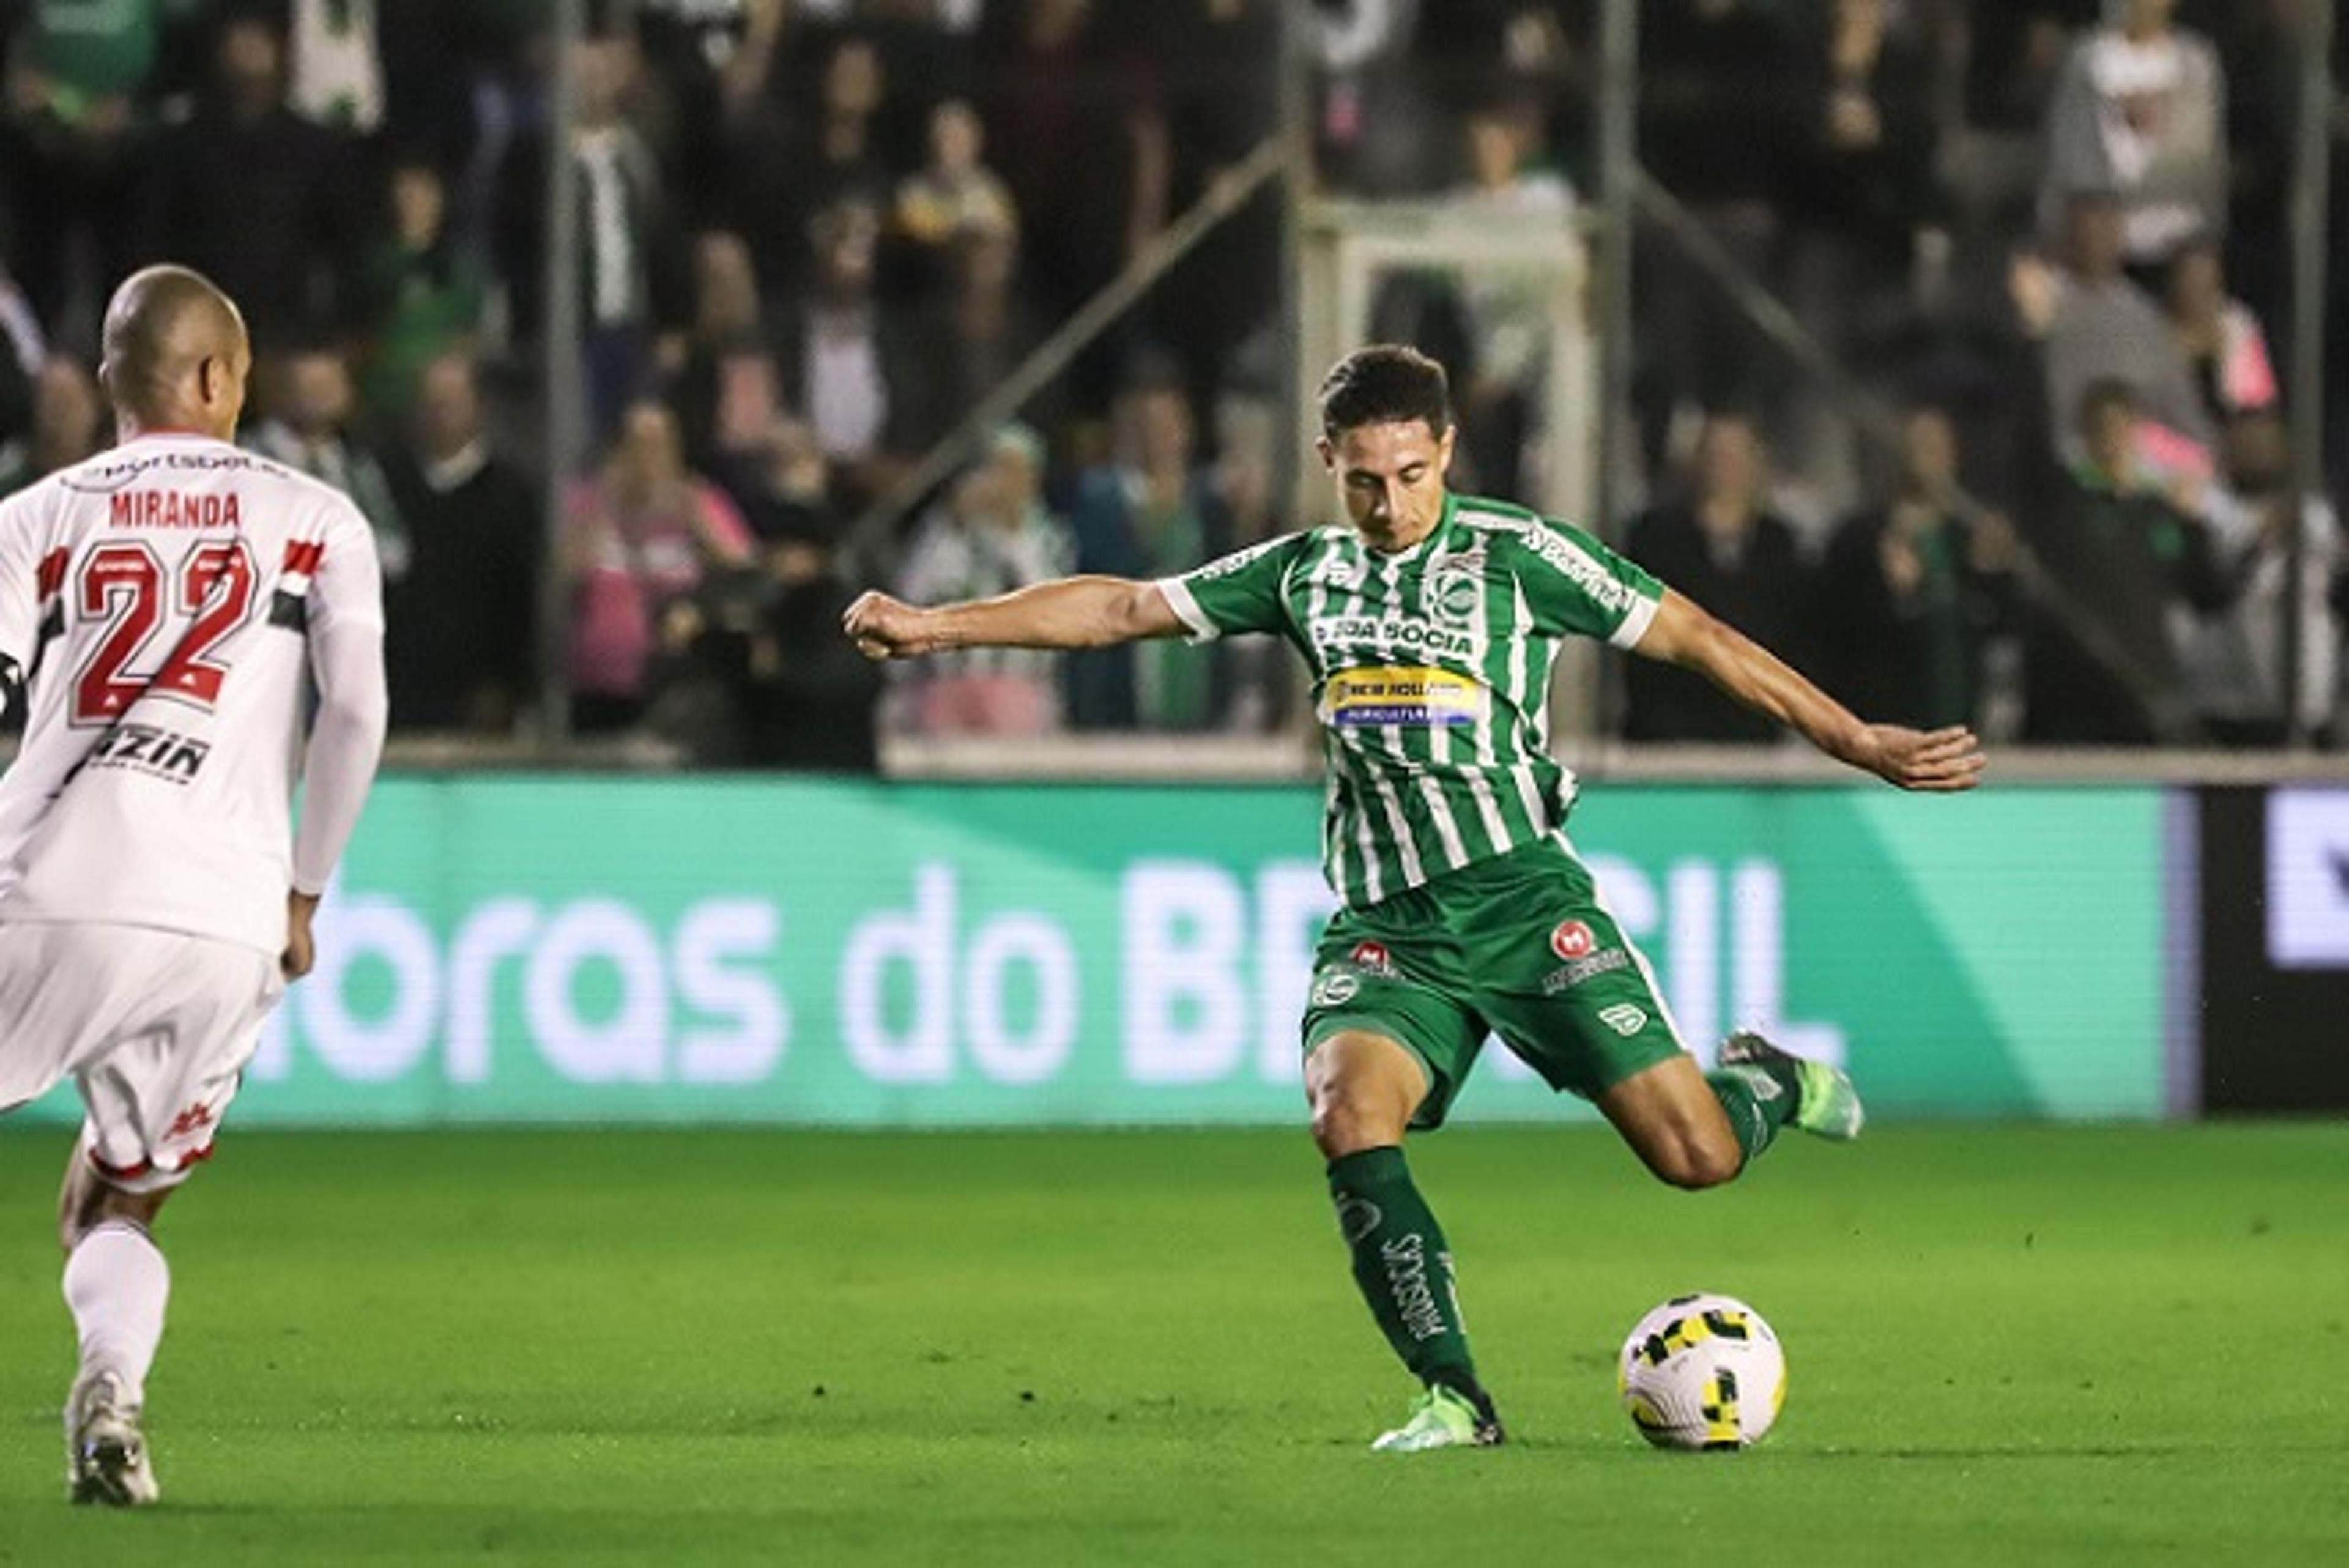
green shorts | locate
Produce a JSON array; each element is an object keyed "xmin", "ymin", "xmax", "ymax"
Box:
[{"xmin": 1301, "ymin": 834, "xmax": 1687, "ymax": 1129}]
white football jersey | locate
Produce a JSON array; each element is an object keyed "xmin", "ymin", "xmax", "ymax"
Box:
[{"xmin": 0, "ymin": 433, "xmax": 385, "ymax": 955}]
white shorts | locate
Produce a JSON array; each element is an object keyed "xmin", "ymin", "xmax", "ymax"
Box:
[{"xmin": 0, "ymin": 921, "xmax": 284, "ymax": 1194}]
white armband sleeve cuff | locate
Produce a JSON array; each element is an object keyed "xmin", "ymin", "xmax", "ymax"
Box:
[
  {"xmin": 1610, "ymin": 590, "xmax": 1661, "ymax": 651},
  {"xmin": 1155, "ymin": 576, "xmax": 1220, "ymax": 644}
]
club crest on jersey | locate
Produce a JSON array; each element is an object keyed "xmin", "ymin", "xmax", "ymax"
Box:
[
  {"xmin": 1433, "ymin": 573, "xmax": 1479, "ymax": 622},
  {"xmin": 1348, "ymin": 940, "xmax": 1395, "ymax": 976},
  {"xmin": 1310, "ymin": 970, "xmax": 1361, "ymax": 1008},
  {"xmin": 1550, "ymin": 920, "xmax": 1597, "ymax": 960}
]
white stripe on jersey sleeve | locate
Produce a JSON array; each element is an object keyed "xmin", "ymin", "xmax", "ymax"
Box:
[
  {"xmin": 1610, "ymin": 589, "xmax": 1661, "ymax": 651},
  {"xmin": 1154, "ymin": 576, "xmax": 1219, "ymax": 644}
]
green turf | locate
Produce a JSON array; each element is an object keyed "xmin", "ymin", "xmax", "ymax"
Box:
[{"xmin": 0, "ymin": 1123, "xmax": 2343, "ymax": 1565}]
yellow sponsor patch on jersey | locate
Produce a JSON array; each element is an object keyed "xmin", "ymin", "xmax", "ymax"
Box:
[{"xmin": 1322, "ymin": 666, "xmax": 1485, "ymax": 727}]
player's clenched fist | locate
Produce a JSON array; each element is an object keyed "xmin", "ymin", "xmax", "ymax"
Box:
[{"xmin": 842, "ymin": 590, "xmax": 934, "ymax": 660}]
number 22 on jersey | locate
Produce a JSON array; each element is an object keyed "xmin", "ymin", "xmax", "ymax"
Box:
[{"xmin": 67, "ymin": 539, "xmax": 258, "ymax": 725}]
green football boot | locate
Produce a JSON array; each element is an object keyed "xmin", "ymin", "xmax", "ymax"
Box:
[
  {"xmin": 1721, "ymin": 1030, "xmax": 1865, "ymax": 1140},
  {"xmin": 1370, "ymin": 1384, "xmax": 1505, "ymax": 1453}
]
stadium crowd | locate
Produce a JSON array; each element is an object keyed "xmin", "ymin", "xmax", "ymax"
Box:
[{"xmin": 0, "ymin": 0, "xmax": 2340, "ymax": 755}]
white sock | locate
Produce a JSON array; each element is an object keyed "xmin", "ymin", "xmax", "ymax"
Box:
[{"xmin": 62, "ymin": 1222, "xmax": 171, "ymax": 1408}]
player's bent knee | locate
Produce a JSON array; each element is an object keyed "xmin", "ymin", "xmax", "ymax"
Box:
[
  {"xmin": 57, "ymin": 1158, "xmax": 170, "ymax": 1253},
  {"xmin": 1652, "ymin": 1136, "xmax": 1744, "ymax": 1192},
  {"xmin": 1309, "ymin": 1093, "xmax": 1407, "ymax": 1159}
]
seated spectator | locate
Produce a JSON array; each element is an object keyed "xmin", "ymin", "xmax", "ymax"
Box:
[
  {"xmin": 669, "ymin": 229, "xmax": 788, "ymax": 497},
  {"xmin": 135, "ymin": 12, "xmax": 357, "ymax": 347},
  {"xmin": 1067, "ymin": 365, "xmax": 1233, "ymax": 730},
  {"xmin": 1815, "ymin": 406, "xmax": 2017, "ymax": 731},
  {"xmin": 0, "ymin": 358, "xmax": 105, "ymax": 497},
  {"xmin": 2179, "ymin": 408, "xmax": 2339, "ymax": 745},
  {"xmin": 354, "ymin": 157, "xmax": 487, "ymax": 430},
  {"xmin": 2163, "ymin": 237, "xmax": 2276, "ymax": 431},
  {"xmin": 777, "ymin": 198, "xmax": 919, "ymax": 505},
  {"xmin": 382, "ymin": 354, "xmax": 540, "ymax": 733},
  {"xmin": 894, "ymin": 423, "xmax": 1074, "ymax": 736},
  {"xmin": 2042, "ymin": 0, "xmax": 2226, "ymax": 269},
  {"xmin": 2033, "ymin": 193, "xmax": 2210, "ymax": 463},
  {"xmin": 565, "ymin": 398, "xmax": 755, "ymax": 734},
  {"xmin": 894, "ymin": 97, "xmax": 1018, "ymax": 258},
  {"xmin": 248, "ymin": 343, "xmax": 409, "ymax": 581},
  {"xmin": 1621, "ymin": 412, "xmax": 1812, "ymax": 742}
]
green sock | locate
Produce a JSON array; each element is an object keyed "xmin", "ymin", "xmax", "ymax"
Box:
[
  {"xmin": 1326, "ymin": 1146, "xmax": 1482, "ymax": 1399},
  {"xmin": 1707, "ymin": 1057, "xmax": 1803, "ymax": 1164}
]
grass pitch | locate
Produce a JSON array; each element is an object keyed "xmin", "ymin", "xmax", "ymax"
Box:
[{"xmin": 0, "ymin": 1123, "xmax": 2343, "ymax": 1565}]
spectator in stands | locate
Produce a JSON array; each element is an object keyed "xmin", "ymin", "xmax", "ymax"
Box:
[
  {"xmin": 1066, "ymin": 365, "xmax": 1231, "ymax": 730},
  {"xmin": 1815, "ymin": 406, "xmax": 2017, "ymax": 731},
  {"xmin": 354, "ymin": 156, "xmax": 488, "ymax": 431},
  {"xmin": 2163, "ymin": 236, "xmax": 2276, "ymax": 431},
  {"xmin": 2035, "ymin": 193, "xmax": 2210, "ymax": 461},
  {"xmin": 1620, "ymin": 412, "xmax": 1813, "ymax": 743},
  {"xmin": 0, "ymin": 259, "xmax": 48, "ymax": 442},
  {"xmin": 0, "ymin": 0, "xmax": 192, "ymax": 339},
  {"xmin": 136, "ymin": 12, "xmax": 358, "ymax": 347},
  {"xmin": 894, "ymin": 423, "xmax": 1074, "ymax": 735},
  {"xmin": 248, "ymin": 343, "xmax": 409, "ymax": 582},
  {"xmin": 727, "ymin": 416, "xmax": 837, "ymax": 548},
  {"xmin": 1443, "ymin": 94, "xmax": 1574, "ymax": 500},
  {"xmin": 895, "ymin": 227, "xmax": 1047, "ymax": 459},
  {"xmin": 569, "ymin": 29, "xmax": 676, "ymax": 442},
  {"xmin": 731, "ymin": 31, "xmax": 895, "ymax": 298},
  {"xmin": 2042, "ymin": 0, "xmax": 2227, "ymax": 270},
  {"xmin": 0, "ymin": 358, "xmax": 104, "ymax": 498},
  {"xmin": 895, "ymin": 97, "xmax": 1018, "ymax": 261},
  {"xmin": 2013, "ymin": 371, "xmax": 2233, "ymax": 745},
  {"xmin": 565, "ymin": 398, "xmax": 755, "ymax": 734},
  {"xmin": 669, "ymin": 229, "xmax": 788, "ymax": 500},
  {"xmin": 2180, "ymin": 407, "xmax": 2339, "ymax": 746},
  {"xmin": 1635, "ymin": 0, "xmax": 1797, "ymax": 467},
  {"xmin": 382, "ymin": 353, "xmax": 540, "ymax": 734},
  {"xmin": 983, "ymin": 0, "xmax": 1170, "ymax": 352},
  {"xmin": 778, "ymin": 198, "xmax": 918, "ymax": 505},
  {"xmin": 285, "ymin": 0, "xmax": 387, "ymax": 135},
  {"xmin": 1781, "ymin": 0, "xmax": 1942, "ymax": 507},
  {"xmin": 707, "ymin": 500, "xmax": 886, "ymax": 771}
]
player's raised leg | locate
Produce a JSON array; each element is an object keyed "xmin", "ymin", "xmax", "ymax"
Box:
[
  {"xmin": 1308, "ymin": 1030, "xmax": 1503, "ymax": 1452},
  {"xmin": 58, "ymin": 1155, "xmax": 171, "ymax": 1507}
]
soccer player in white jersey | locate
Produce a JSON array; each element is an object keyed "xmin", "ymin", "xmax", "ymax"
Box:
[
  {"xmin": 0, "ymin": 266, "xmax": 388, "ymax": 1504},
  {"xmin": 845, "ymin": 346, "xmax": 1983, "ymax": 1452}
]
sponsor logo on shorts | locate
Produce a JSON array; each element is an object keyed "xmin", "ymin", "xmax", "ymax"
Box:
[
  {"xmin": 1541, "ymin": 947, "xmax": 1632, "ymax": 994},
  {"xmin": 1549, "ymin": 919, "xmax": 1597, "ymax": 960},
  {"xmin": 1335, "ymin": 1196, "xmax": 1384, "ymax": 1244},
  {"xmin": 1348, "ymin": 940, "xmax": 1394, "ymax": 976},
  {"xmin": 1310, "ymin": 970, "xmax": 1361, "ymax": 1008},
  {"xmin": 1597, "ymin": 1002, "xmax": 1649, "ymax": 1037}
]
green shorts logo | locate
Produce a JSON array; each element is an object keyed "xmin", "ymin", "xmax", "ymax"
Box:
[
  {"xmin": 1311, "ymin": 970, "xmax": 1362, "ymax": 1008},
  {"xmin": 1598, "ymin": 1002, "xmax": 1648, "ymax": 1036}
]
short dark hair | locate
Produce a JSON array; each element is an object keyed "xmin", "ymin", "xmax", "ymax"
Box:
[
  {"xmin": 1318, "ymin": 344, "xmax": 1452, "ymax": 441},
  {"xmin": 2076, "ymin": 374, "xmax": 2139, "ymax": 426}
]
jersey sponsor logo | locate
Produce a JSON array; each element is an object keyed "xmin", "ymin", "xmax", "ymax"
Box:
[
  {"xmin": 1597, "ymin": 1001, "xmax": 1649, "ymax": 1036},
  {"xmin": 1309, "ymin": 969, "xmax": 1362, "ymax": 1008},
  {"xmin": 1474, "ymin": 515, "xmax": 1642, "ymax": 616},
  {"xmin": 1348, "ymin": 939, "xmax": 1394, "ymax": 976},
  {"xmin": 1550, "ymin": 918, "xmax": 1597, "ymax": 960},
  {"xmin": 1190, "ymin": 535, "xmax": 1289, "ymax": 584},
  {"xmin": 1542, "ymin": 946, "xmax": 1631, "ymax": 995},
  {"xmin": 1322, "ymin": 665, "xmax": 1485, "ymax": 727},
  {"xmin": 72, "ymin": 720, "xmax": 212, "ymax": 784},
  {"xmin": 108, "ymin": 490, "xmax": 244, "ymax": 530},
  {"xmin": 1313, "ymin": 555, "xmax": 1365, "ymax": 591},
  {"xmin": 1306, "ymin": 614, "xmax": 1475, "ymax": 659},
  {"xmin": 66, "ymin": 448, "xmax": 273, "ymax": 493}
]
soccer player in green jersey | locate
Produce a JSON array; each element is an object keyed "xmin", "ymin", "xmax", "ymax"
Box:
[{"xmin": 844, "ymin": 345, "xmax": 1984, "ymax": 1452}]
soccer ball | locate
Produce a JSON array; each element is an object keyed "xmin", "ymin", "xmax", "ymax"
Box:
[{"xmin": 1617, "ymin": 1293, "xmax": 1786, "ymax": 1450}]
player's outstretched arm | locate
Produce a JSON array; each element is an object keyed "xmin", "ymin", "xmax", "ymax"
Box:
[
  {"xmin": 843, "ymin": 575, "xmax": 1184, "ymax": 660},
  {"xmin": 1633, "ymin": 589, "xmax": 1986, "ymax": 792}
]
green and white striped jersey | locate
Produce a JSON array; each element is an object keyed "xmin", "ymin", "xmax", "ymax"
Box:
[{"xmin": 1159, "ymin": 492, "xmax": 1663, "ymax": 908}]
